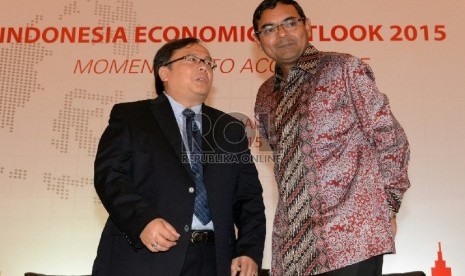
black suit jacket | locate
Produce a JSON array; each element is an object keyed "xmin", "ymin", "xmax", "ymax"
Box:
[{"xmin": 92, "ymin": 95, "xmax": 266, "ymax": 276}]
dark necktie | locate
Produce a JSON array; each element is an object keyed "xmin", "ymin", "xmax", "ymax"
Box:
[{"xmin": 182, "ymin": 108, "xmax": 211, "ymax": 225}]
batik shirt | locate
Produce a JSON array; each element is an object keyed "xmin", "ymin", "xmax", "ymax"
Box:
[{"xmin": 255, "ymin": 44, "xmax": 410, "ymax": 275}]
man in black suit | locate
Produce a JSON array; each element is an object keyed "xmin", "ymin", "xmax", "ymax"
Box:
[{"xmin": 92, "ymin": 38, "xmax": 266, "ymax": 276}]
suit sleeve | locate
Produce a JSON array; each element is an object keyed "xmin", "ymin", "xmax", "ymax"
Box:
[
  {"xmin": 347, "ymin": 58, "xmax": 410, "ymax": 213},
  {"xmin": 94, "ymin": 104, "xmax": 158, "ymax": 248},
  {"xmin": 231, "ymin": 123, "xmax": 267, "ymax": 267}
]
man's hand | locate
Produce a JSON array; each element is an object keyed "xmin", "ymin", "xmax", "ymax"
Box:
[
  {"xmin": 140, "ymin": 218, "xmax": 180, "ymax": 252},
  {"xmin": 231, "ymin": 255, "xmax": 258, "ymax": 276}
]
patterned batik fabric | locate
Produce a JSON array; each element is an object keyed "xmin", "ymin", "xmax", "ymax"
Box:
[
  {"xmin": 256, "ymin": 44, "xmax": 410, "ymax": 276},
  {"xmin": 272, "ymin": 45, "xmax": 329, "ymax": 276}
]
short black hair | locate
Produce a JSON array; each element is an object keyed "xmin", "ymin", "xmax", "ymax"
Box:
[
  {"xmin": 252, "ymin": 0, "xmax": 307, "ymax": 34},
  {"xmin": 153, "ymin": 37, "xmax": 201, "ymax": 95}
]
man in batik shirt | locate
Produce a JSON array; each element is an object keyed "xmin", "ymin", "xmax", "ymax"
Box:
[{"xmin": 252, "ymin": 1, "xmax": 410, "ymax": 275}]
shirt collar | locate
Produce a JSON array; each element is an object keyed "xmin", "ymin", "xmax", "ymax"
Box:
[
  {"xmin": 164, "ymin": 92, "xmax": 202, "ymax": 117},
  {"xmin": 273, "ymin": 43, "xmax": 319, "ymax": 91}
]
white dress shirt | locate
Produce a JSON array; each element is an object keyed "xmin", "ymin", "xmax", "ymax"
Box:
[{"xmin": 164, "ymin": 93, "xmax": 214, "ymax": 230}]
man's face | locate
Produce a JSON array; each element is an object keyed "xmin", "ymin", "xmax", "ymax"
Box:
[
  {"xmin": 160, "ymin": 43, "xmax": 214, "ymax": 107},
  {"xmin": 254, "ymin": 3, "xmax": 310, "ymax": 72}
]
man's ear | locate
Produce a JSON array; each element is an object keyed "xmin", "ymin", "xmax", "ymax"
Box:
[
  {"xmin": 253, "ymin": 35, "xmax": 263, "ymax": 51},
  {"xmin": 304, "ymin": 18, "xmax": 312, "ymax": 40},
  {"xmin": 158, "ymin": 66, "xmax": 168, "ymax": 81}
]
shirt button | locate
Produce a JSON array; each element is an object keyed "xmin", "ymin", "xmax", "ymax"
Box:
[
  {"xmin": 184, "ymin": 225, "xmax": 190, "ymax": 232},
  {"xmin": 188, "ymin": 187, "xmax": 195, "ymax": 193}
]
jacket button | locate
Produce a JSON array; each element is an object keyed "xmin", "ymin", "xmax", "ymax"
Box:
[
  {"xmin": 188, "ymin": 187, "xmax": 195, "ymax": 193},
  {"xmin": 184, "ymin": 225, "xmax": 190, "ymax": 232}
]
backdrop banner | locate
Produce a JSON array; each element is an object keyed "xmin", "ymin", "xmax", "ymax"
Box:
[{"xmin": 1, "ymin": 1, "xmax": 464, "ymax": 275}]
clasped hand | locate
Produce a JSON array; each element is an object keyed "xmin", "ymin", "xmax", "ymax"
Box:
[{"xmin": 140, "ymin": 218, "xmax": 180, "ymax": 252}]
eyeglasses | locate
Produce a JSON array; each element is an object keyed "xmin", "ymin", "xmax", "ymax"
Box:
[
  {"xmin": 163, "ymin": 55, "xmax": 217, "ymax": 70},
  {"xmin": 255, "ymin": 17, "xmax": 306, "ymax": 37}
]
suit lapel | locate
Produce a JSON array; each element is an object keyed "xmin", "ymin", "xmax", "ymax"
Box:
[
  {"xmin": 149, "ymin": 95, "xmax": 194, "ymax": 180},
  {"xmin": 200, "ymin": 105, "xmax": 220, "ymax": 172},
  {"xmin": 200, "ymin": 105, "xmax": 216, "ymax": 156}
]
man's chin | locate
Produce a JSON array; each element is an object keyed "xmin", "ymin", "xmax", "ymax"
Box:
[{"xmin": 195, "ymin": 91, "xmax": 210, "ymax": 101}]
